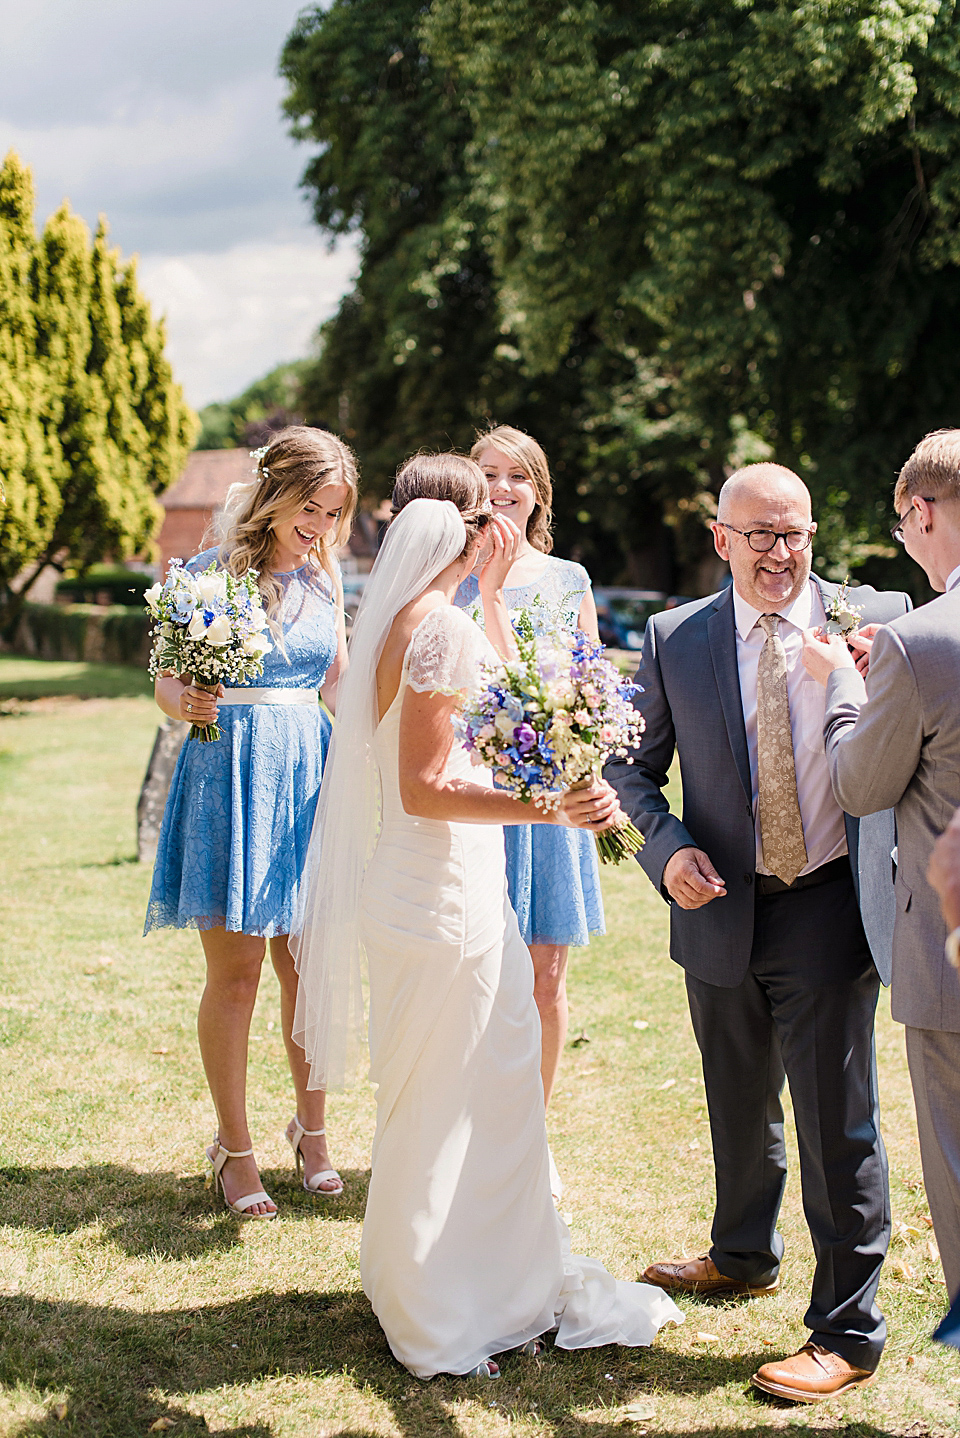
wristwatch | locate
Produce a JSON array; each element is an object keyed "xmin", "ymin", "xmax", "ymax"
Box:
[{"xmin": 947, "ymin": 926, "xmax": 960, "ymax": 971}]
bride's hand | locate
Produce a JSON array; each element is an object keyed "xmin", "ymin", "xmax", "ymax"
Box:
[
  {"xmin": 554, "ymin": 780, "xmax": 622, "ymax": 831},
  {"xmin": 475, "ymin": 515, "xmax": 522, "ymax": 594}
]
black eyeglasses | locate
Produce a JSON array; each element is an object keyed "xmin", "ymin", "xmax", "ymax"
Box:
[
  {"xmin": 716, "ymin": 522, "xmax": 817, "ymax": 553},
  {"xmin": 890, "ymin": 498, "xmax": 936, "ymax": 543}
]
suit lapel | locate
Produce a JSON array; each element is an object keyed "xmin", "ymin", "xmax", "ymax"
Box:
[
  {"xmin": 812, "ymin": 575, "xmax": 838, "ymax": 618},
  {"xmin": 707, "ymin": 586, "xmax": 752, "ymax": 805}
]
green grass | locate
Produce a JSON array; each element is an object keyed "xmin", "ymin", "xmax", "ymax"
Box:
[
  {"xmin": 0, "ymin": 697, "xmax": 957, "ymax": 1436},
  {"xmin": 0, "ymin": 655, "xmax": 153, "ymax": 703}
]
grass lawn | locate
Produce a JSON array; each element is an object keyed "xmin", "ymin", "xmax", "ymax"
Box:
[
  {"xmin": 0, "ymin": 655, "xmax": 153, "ymax": 703},
  {"xmin": 0, "ymin": 685, "xmax": 957, "ymax": 1436}
]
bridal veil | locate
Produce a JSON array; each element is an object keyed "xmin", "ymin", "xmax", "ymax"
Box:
[{"xmin": 291, "ymin": 497, "xmax": 470, "ymax": 1089}]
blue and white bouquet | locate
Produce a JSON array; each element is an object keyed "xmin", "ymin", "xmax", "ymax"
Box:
[
  {"xmin": 454, "ymin": 612, "xmax": 645, "ymax": 864},
  {"xmin": 144, "ymin": 561, "xmax": 272, "ymax": 742}
]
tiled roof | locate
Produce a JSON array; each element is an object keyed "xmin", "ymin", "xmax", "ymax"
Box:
[{"xmin": 161, "ymin": 449, "xmax": 254, "ymax": 510}]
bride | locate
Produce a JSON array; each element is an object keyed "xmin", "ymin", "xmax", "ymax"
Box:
[{"xmin": 292, "ymin": 457, "xmax": 682, "ymax": 1378}]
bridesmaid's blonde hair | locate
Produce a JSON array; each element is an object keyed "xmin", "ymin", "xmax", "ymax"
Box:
[
  {"xmin": 471, "ymin": 424, "xmax": 554, "ymax": 554},
  {"xmin": 212, "ymin": 426, "xmax": 358, "ymax": 626}
]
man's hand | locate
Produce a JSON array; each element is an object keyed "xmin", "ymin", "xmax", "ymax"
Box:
[
  {"xmin": 663, "ymin": 847, "xmax": 727, "ymax": 909},
  {"xmin": 928, "ymin": 807, "xmax": 960, "ymax": 933},
  {"xmin": 849, "ymin": 623, "xmax": 883, "ymax": 678},
  {"xmin": 801, "ymin": 627, "xmax": 857, "ymax": 686}
]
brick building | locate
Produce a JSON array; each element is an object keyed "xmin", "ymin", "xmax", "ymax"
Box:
[{"xmin": 157, "ymin": 448, "xmax": 253, "ymax": 579}]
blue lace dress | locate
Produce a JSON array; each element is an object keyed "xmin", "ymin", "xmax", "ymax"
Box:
[
  {"xmin": 144, "ymin": 550, "xmax": 339, "ymax": 939},
  {"xmin": 455, "ymin": 556, "xmax": 605, "ymax": 948}
]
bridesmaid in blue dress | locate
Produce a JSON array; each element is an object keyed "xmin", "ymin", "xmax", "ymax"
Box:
[
  {"xmin": 146, "ymin": 426, "xmax": 357, "ymax": 1219},
  {"xmin": 455, "ymin": 424, "xmax": 604, "ymax": 1115}
]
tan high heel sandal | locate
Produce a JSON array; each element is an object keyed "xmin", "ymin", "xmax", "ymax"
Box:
[
  {"xmin": 286, "ymin": 1116, "xmax": 343, "ymax": 1196},
  {"xmin": 205, "ymin": 1136, "xmax": 276, "ymax": 1219}
]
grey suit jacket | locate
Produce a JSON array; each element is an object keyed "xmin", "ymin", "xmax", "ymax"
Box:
[
  {"xmin": 606, "ymin": 577, "xmax": 910, "ymax": 988},
  {"xmin": 823, "ymin": 588, "xmax": 960, "ymax": 1032}
]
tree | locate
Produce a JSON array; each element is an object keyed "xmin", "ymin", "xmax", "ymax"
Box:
[
  {"xmin": 283, "ymin": 0, "xmax": 960, "ymax": 596},
  {"xmin": 195, "ymin": 361, "xmax": 310, "ymax": 449},
  {"xmin": 280, "ymin": 0, "xmax": 687, "ymax": 586},
  {"xmin": 0, "ymin": 153, "xmax": 196, "ymax": 628},
  {"xmin": 427, "ymin": 0, "xmax": 960, "ymax": 594},
  {"xmin": 0, "ymin": 154, "xmax": 59, "ymax": 594}
]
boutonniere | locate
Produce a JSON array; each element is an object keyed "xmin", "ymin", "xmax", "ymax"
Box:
[{"xmin": 824, "ymin": 578, "xmax": 864, "ymax": 639}]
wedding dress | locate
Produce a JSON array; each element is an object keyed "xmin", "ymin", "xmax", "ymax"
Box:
[
  {"xmin": 292, "ymin": 499, "xmax": 681, "ymax": 1379},
  {"xmin": 358, "ymin": 602, "xmax": 682, "ymax": 1377}
]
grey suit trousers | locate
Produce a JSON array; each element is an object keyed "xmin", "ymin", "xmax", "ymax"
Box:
[{"xmin": 905, "ymin": 1026, "xmax": 960, "ymax": 1300}]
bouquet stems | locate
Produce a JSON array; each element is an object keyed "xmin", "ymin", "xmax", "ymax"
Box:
[
  {"xmin": 569, "ymin": 777, "xmax": 644, "ymax": 866},
  {"xmin": 189, "ymin": 681, "xmax": 222, "ymax": 743}
]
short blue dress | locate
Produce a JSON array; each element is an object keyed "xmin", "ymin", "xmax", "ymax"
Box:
[
  {"xmin": 144, "ymin": 549, "xmax": 339, "ymax": 939},
  {"xmin": 455, "ymin": 556, "xmax": 605, "ymax": 948}
]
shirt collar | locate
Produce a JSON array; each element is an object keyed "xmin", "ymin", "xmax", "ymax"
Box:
[
  {"xmin": 732, "ymin": 577, "xmax": 817, "ymax": 640},
  {"xmin": 946, "ymin": 562, "xmax": 960, "ymax": 593}
]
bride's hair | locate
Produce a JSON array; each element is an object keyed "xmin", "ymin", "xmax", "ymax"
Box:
[
  {"xmin": 471, "ymin": 423, "xmax": 554, "ymax": 554},
  {"xmin": 210, "ymin": 426, "xmax": 358, "ymax": 626},
  {"xmin": 390, "ymin": 452, "xmax": 490, "ymax": 556}
]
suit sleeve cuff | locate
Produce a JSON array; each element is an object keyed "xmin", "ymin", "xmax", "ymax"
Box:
[{"xmin": 825, "ymin": 666, "xmax": 868, "ymax": 713}]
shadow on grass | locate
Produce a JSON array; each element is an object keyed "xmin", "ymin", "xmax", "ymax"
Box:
[
  {"xmin": 0, "ymin": 1290, "xmax": 915, "ymax": 1438},
  {"xmin": 0, "ymin": 1164, "xmax": 370, "ymax": 1261}
]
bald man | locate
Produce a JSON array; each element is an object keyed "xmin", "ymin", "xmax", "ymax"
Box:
[{"xmin": 606, "ymin": 464, "xmax": 910, "ymax": 1402}]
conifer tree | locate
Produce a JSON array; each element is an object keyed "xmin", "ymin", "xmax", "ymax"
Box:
[
  {"xmin": 0, "ymin": 154, "xmax": 196, "ymax": 629},
  {"xmin": 0, "ymin": 152, "xmax": 59, "ymax": 600}
]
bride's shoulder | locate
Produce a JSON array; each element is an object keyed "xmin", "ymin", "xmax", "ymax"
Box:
[{"xmin": 407, "ymin": 603, "xmax": 492, "ymax": 694}]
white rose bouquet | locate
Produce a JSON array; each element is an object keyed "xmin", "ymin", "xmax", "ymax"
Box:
[
  {"xmin": 144, "ymin": 561, "xmax": 272, "ymax": 742},
  {"xmin": 454, "ymin": 611, "xmax": 645, "ymax": 864}
]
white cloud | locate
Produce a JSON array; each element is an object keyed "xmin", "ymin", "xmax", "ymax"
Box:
[
  {"xmin": 0, "ymin": 0, "xmax": 353, "ymax": 406},
  {"xmin": 139, "ymin": 236, "xmax": 360, "ymax": 408}
]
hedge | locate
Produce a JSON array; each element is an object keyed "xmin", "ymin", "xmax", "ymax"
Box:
[
  {"xmin": 55, "ymin": 565, "xmax": 153, "ymax": 607},
  {"xmin": 12, "ymin": 602, "xmax": 150, "ymax": 666}
]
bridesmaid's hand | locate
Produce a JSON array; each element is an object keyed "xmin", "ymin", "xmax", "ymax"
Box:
[
  {"xmin": 475, "ymin": 515, "xmax": 522, "ymax": 595},
  {"xmin": 554, "ymin": 780, "xmax": 621, "ymax": 830},
  {"xmin": 179, "ymin": 682, "xmax": 223, "ymax": 724}
]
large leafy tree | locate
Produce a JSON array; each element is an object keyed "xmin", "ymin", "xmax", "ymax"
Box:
[
  {"xmin": 0, "ymin": 153, "xmax": 195, "ymax": 628},
  {"xmin": 285, "ymin": 0, "xmax": 960, "ymax": 595},
  {"xmin": 282, "ymin": 0, "xmax": 691, "ymax": 586}
]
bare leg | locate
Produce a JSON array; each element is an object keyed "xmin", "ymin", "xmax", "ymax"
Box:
[
  {"xmin": 270, "ymin": 936, "xmax": 340, "ymax": 1191},
  {"xmin": 197, "ymin": 926, "xmax": 275, "ymax": 1215},
  {"xmin": 530, "ymin": 942, "xmax": 569, "ymax": 1108}
]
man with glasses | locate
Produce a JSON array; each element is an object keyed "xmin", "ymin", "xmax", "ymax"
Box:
[
  {"xmin": 607, "ymin": 462, "xmax": 910, "ymax": 1402},
  {"xmin": 803, "ymin": 429, "xmax": 960, "ymax": 1305}
]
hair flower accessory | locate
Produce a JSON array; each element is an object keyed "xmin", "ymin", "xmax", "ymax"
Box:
[
  {"xmin": 250, "ymin": 445, "xmax": 270, "ymax": 478},
  {"xmin": 824, "ymin": 578, "xmax": 864, "ymax": 640}
]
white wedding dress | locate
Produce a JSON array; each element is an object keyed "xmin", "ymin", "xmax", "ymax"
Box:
[{"xmin": 358, "ymin": 604, "xmax": 682, "ymax": 1378}]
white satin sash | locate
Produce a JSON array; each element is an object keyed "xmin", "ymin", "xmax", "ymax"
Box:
[{"xmin": 218, "ymin": 688, "xmax": 319, "ymax": 706}]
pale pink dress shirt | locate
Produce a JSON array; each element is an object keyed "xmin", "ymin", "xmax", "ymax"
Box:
[{"xmin": 732, "ymin": 580, "xmax": 848, "ymax": 876}]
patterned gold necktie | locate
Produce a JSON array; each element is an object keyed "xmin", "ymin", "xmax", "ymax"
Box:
[{"xmin": 756, "ymin": 614, "xmax": 808, "ymax": 885}]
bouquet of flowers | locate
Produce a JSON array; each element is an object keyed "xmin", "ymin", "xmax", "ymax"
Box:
[
  {"xmin": 144, "ymin": 561, "xmax": 272, "ymax": 741},
  {"xmin": 824, "ymin": 577, "xmax": 864, "ymax": 640},
  {"xmin": 454, "ymin": 612, "xmax": 645, "ymax": 864}
]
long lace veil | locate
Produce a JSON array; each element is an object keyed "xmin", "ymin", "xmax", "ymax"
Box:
[{"xmin": 290, "ymin": 497, "xmax": 469, "ymax": 1090}]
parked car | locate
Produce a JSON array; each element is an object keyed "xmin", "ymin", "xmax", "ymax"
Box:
[
  {"xmin": 341, "ymin": 571, "xmax": 368, "ymax": 634},
  {"xmin": 593, "ymin": 588, "xmax": 670, "ymax": 650}
]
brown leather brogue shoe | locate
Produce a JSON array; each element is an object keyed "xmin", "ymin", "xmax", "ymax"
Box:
[
  {"xmin": 641, "ymin": 1254, "xmax": 779, "ymax": 1298},
  {"xmin": 751, "ymin": 1343, "xmax": 876, "ymax": 1403}
]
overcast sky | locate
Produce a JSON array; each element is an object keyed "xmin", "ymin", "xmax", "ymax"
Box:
[{"xmin": 0, "ymin": 0, "xmax": 358, "ymax": 408}]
